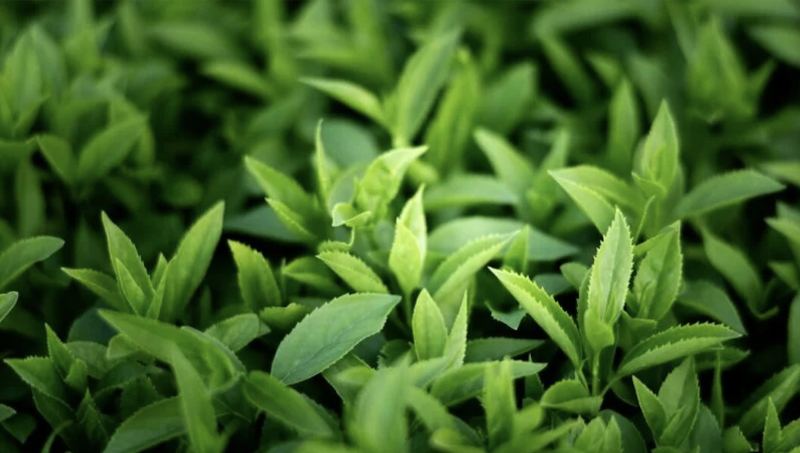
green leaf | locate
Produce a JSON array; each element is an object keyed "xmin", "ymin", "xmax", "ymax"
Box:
[
  {"xmin": 634, "ymin": 230, "xmax": 682, "ymax": 320},
  {"xmin": 616, "ymin": 323, "xmax": 740, "ymax": 376},
  {"xmin": 551, "ymin": 166, "xmax": 643, "ymax": 212},
  {"xmin": 283, "ymin": 256, "xmax": 343, "ymax": 295},
  {"xmin": 541, "ymin": 379, "xmax": 602, "ymax": 415},
  {"xmin": 429, "ymin": 217, "xmax": 576, "ymax": 262},
  {"xmin": 101, "ymin": 213, "xmax": 153, "ymax": 314},
  {"xmin": 484, "ymin": 360, "xmax": 515, "ymax": 449},
  {"xmin": 676, "ymin": 170, "xmax": 784, "ymax": 219},
  {"xmin": 162, "ymin": 202, "xmax": 225, "ymax": 322},
  {"xmin": 607, "ymin": 78, "xmax": 641, "ymax": 175},
  {"xmin": 302, "ymin": 78, "xmax": 387, "ymax": 127},
  {"xmin": 550, "ymin": 171, "xmax": 616, "ymax": 233},
  {"xmin": 490, "ymin": 268, "xmax": 582, "ymax": 366},
  {"xmin": 633, "ymin": 377, "xmax": 668, "ymax": 438},
  {"xmin": 244, "ymin": 371, "xmax": 336, "ymax": 438},
  {"xmin": 36, "ymin": 134, "xmax": 76, "ymax": 186},
  {"xmin": 424, "ymin": 174, "xmax": 518, "ymax": 211},
  {"xmin": 77, "ymin": 117, "xmax": 146, "ymax": 184},
  {"xmin": 148, "ymin": 21, "xmax": 241, "ymax": 60},
  {"xmin": 761, "ymin": 160, "xmax": 800, "ymax": 189},
  {"xmin": 271, "ymin": 293, "xmax": 401, "ymax": 384},
  {"xmin": 99, "ymin": 310, "xmax": 235, "ymax": 388},
  {"xmin": 317, "ymin": 251, "xmax": 388, "ymax": 294},
  {"xmin": 790, "ymin": 293, "xmax": 800, "ymax": 365},
  {"xmin": 104, "ymin": 397, "xmax": 187, "ymax": 453},
  {"xmin": 430, "ymin": 360, "xmax": 545, "ymax": 407},
  {"xmin": 722, "ymin": 426, "xmax": 752, "ymax": 453},
  {"xmin": 0, "ymin": 291, "xmax": 18, "ymax": 324},
  {"xmin": 677, "ymin": 280, "xmax": 747, "ymax": 335},
  {"xmin": 392, "ymin": 31, "xmax": 460, "ymax": 143},
  {"xmin": 204, "ymin": 314, "xmax": 270, "ymax": 352},
  {"xmin": 62, "ymin": 268, "xmax": 127, "ymax": 312},
  {"xmin": 479, "ymin": 62, "xmax": 536, "ymax": 135},
  {"xmin": 749, "ymin": 23, "xmax": 800, "ymax": 68},
  {"xmin": 201, "ymin": 60, "xmax": 273, "ymax": 99},
  {"xmin": 703, "ymin": 231, "xmax": 764, "ymax": 315},
  {"xmin": 657, "ymin": 358, "xmax": 700, "ymax": 447},
  {"xmin": 540, "ymin": 35, "xmax": 595, "ymax": 104},
  {"xmin": 424, "ymin": 48, "xmax": 481, "ymax": 174},
  {"xmin": 355, "ymin": 146, "xmax": 427, "ymax": 220},
  {"xmin": 428, "ymin": 234, "xmax": 514, "ymax": 324},
  {"xmin": 244, "ymin": 156, "xmax": 318, "ymax": 219},
  {"xmin": 763, "ymin": 399, "xmax": 781, "ymax": 453},
  {"xmin": 412, "ymin": 290, "xmax": 448, "ymax": 361},
  {"xmin": 739, "ymin": 365, "xmax": 800, "ymax": 436},
  {"xmin": 464, "ymin": 338, "xmax": 543, "ymax": 363},
  {"xmin": 406, "ymin": 387, "xmax": 458, "ymax": 434},
  {"xmin": 350, "ymin": 367, "xmax": 408, "ymax": 453},
  {"xmin": 637, "ymin": 101, "xmax": 679, "ymax": 196},
  {"xmin": 588, "ymin": 209, "xmax": 633, "ymax": 326},
  {"xmin": 475, "ymin": 128, "xmax": 536, "ymax": 195},
  {"xmin": 45, "ymin": 325, "xmax": 74, "ymax": 381},
  {"xmin": 444, "ymin": 294, "xmax": 469, "ymax": 368},
  {"xmin": 170, "ymin": 346, "xmax": 224, "ymax": 453},
  {"xmin": 0, "ymin": 236, "xmax": 64, "ymax": 290},
  {"xmin": 3, "ymin": 358, "xmax": 67, "ymax": 403},
  {"xmin": 228, "ymin": 240, "xmax": 281, "ymax": 311},
  {"xmin": 389, "ymin": 185, "xmax": 427, "ymax": 296}
]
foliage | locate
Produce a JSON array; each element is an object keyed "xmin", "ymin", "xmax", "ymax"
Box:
[{"xmin": 1, "ymin": 0, "xmax": 799, "ymax": 452}]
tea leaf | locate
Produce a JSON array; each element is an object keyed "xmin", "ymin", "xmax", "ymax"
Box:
[
  {"xmin": 739, "ymin": 365, "xmax": 800, "ymax": 436},
  {"xmin": 607, "ymin": 78, "xmax": 640, "ymax": 175},
  {"xmin": 162, "ymin": 202, "xmax": 225, "ymax": 322},
  {"xmin": 271, "ymin": 293, "xmax": 401, "ymax": 384},
  {"xmin": 103, "ymin": 397, "xmax": 190, "ymax": 453},
  {"xmin": 244, "ymin": 371, "xmax": 336, "ymax": 438},
  {"xmin": 703, "ymin": 231, "xmax": 764, "ymax": 315},
  {"xmin": 541, "ymin": 379, "xmax": 602, "ymax": 416},
  {"xmin": 350, "ymin": 367, "xmax": 408, "ymax": 453},
  {"xmin": 389, "ymin": 185, "xmax": 426, "ymax": 296},
  {"xmin": 790, "ymin": 293, "xmax": 800, "ymax": 365},
  {"xmin": 424, "ymin": 174, "xmax": 518, "ymax": 211},
  {"xmin": 484, "ymin": 360, "xmax": 515, "ymax": 449},
  {"xmin": 4, "ymin": 358, "xmax": 67, "ymax": 403},
  {"xmin": 634, "ymin": 230, "xmax": 682, "ymax": 321},
  {"xmin": 431, "ymin": 360, "xmax": 545, "ymax": 407},
  {"xmin": 0, "ymin": 291, "xmax": 18, "ymax": 324},
  {"xmin": 491, "ymin": 268, "xmax": 582, "ymax": 366},
  {"xmin": 464, "ymin": 338, "xmax": 543, "ymax": 363},
  {"xmin": 204, "ymin": 314, "xmax": 270, "ymax": 352},
  {"xmin": 36, "ymin": 134, "xmax": 76, "ymax": 186},
  {"xmin": 677, "ymin": 281, "xmax": 746, "ymax": 334},
  {"xmin": 428, "ymin": 234, "xmax": 514, "ymax": 322},
  {"xmin": 550, "ymin": 172, "xmax": 616, "ymax": 233},
  {"xmin": 62, "ymin": 268, "xmax": 127, "ymax": 312},
  {"xmin": 0, "ymin": 236, "xmax": 64, "ymax": 290},
  {"xmin": 228, "ymin": 240, "xmax": 281, "ymax": 311},
  {"xmin": 170, "ymin": 346, "xmax": 224, "ymax": 453},
  {"xmin": 302, "ymin": 77, "xmax": 387, "ymax": 127},
  {"xmin": 318, "ymin": 251, "xmax": 388, "ymax": 294},
  {"xmin": 588, "ymin": 209, "xmax": 633, "ymax": 326},
  {"xmin": 412, "ymin": 290, "xmax": 448, "ymax": 361},
  {"xmin": 392, "ymin": 31, "xmax": 460, "ymax": 143},
  {"xmin": 616, "ymin": 323, "xmax": 740, "ymax": 376},
  {"xmin": 676, "ymin": 170, "xmax": 784, "ymax": 219},
  {"xmin": 475, "ymin": 128, "xmax": 536, "ymax": 195},
  {"xmin": 101, "ymin": 213, "xmax": 153, "ymax": 314},
  {"xmin": 77, "ymin": 117, "xmax": 146, "ymax": 184},
  {"xmin": 638, "ymin": 101, "xmax": 679, "ymax": 196}
]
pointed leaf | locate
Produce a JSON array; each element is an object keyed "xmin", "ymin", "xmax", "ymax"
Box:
[
  {"xmin": 272, "ymin": 293, "xmax": 401, "ymax": 384},
  {"xmin": 617, "ymin": 323, "xmax": 740, "ymax": 376},
  {"xmin": 302, "ymin": 78, "xmax": 387, "ymax": 127},
  {"xmin": 228, "ymin": 240, "xmax": 281, "ymax": 311},
  {"xmin": 676, "ymin": 171, "xmax": 784, "ymax": 219},
  {"xmin": 413, "ymin": 290, "xmax": 448, "ymax": 361},
  {"xmin": 317, "ymin": 251, "xmax": 388, "ymax": 294},
  {"xmin": 634, "ymin": 230, "xmax": 682, "ymax": 320},
  {"xmin": 0, "ymin": 236, "xmax": 64, "ymax": 290},
  {"xmin": 490, "ymin": 268, "xmax": 582, "ymax": 366},
  {"xmin": 588, "ymin": 209, "xmax": 633, "ymax": 325},
  {"xmin": 77, "ymin": 117, "xmax": 146, "ymax": 184}
]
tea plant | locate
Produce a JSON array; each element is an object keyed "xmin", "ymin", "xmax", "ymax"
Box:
[{"xmin": 1, "ymin": 0, "xmax": 799, "ymax": 452}]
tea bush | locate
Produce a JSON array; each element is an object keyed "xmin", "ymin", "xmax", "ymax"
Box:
[{"xmin": 1, "ymin": 1, "xmax": 800, "ymax": 452}]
